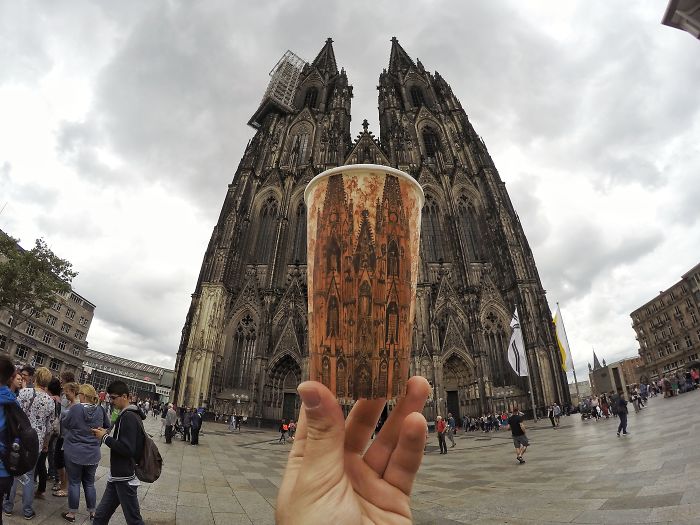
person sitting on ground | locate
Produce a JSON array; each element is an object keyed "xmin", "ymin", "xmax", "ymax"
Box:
[{"xmin": 276, "ymin": 376, "xmax": 429, "ymax": 524}]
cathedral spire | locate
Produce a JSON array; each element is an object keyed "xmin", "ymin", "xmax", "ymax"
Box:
[
  {"xmin": 592, "ymin": 350, "xmax": 602, "ymax": 370},
  {"xmin": 388, "ymin": 37, "xmax": 416, "ymax": 74},
  {"xmin": 311, "ymin": 37, "xmax": 338, "ymax": 76}
]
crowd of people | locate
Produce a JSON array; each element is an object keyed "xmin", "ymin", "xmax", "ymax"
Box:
[{"xmin": 0, "ymin": 358, "xmax": 153, "ymax": 523}]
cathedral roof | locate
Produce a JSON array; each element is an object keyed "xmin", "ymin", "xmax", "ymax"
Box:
[
  {"xmin": 388, "ymin": 37, "xmax": 416, "ymax": 74},
  {"xmin": 311, "ymin": 37, "xmax": 338, "ymax": 76},
  {"xmin": 593, "ymin": 350, "xmax": 602, "ymax": 370},
  {"xmin": 344, "ymin": 119, "xmax": 391, "ymax": 166}
]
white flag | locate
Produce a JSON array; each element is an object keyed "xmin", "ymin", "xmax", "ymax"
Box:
[{"xmin": 508, "ymin": 308, "xmax": 529, "ymax": 377}]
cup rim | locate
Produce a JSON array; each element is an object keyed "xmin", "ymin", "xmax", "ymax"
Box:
[{"xmin": 304, "ymin": 164, "xmax": 425, "ymax": 208}]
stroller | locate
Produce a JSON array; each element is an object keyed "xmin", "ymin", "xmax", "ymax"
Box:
[
  {"xmin": 172, "ymin": 420, "xmax": 185, "ymax": 440},
  {"xmin": 580, "ymin": 404, "xmax": 593, "ymax": 421}
]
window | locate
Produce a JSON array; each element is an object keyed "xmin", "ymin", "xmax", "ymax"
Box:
[
  {"xmin": 680, "ymin": 318, "xmax": 686, "ymax": 328},
  {"xmin": 303, "ymin": 87, "xmax": 318, "ymax": 108},
  {"xmin": 52, "ymin": 302, "xmax": 62, "ymax": 312},
  {"xmin": 421, "ymin": 196, "xmax": 444, "ymax": 261},
  {"xmin": 72, "ymin": 346, "xmax": 81, "ymax": 357},
  {"xmin": 15, "ymin": 345, "xmax": 28, "ymax": 359},
  {"xmin": 42, "ymin": 332, "xmax": 52, "ymax": 344},
  {"xmin": 66, "ymin": 308, "xmax": 76, "ymax": 320},
  {"xmin": 69, "ymin": 293, "xmax": 82, "ymax": 305},
  {"xmin": 49, "ymin": 358, "xmax": 60, "ymax": 372},
  {"xmin": 422, "ymin": 127, "xmax": 440, "ymax": 159},
  {"xmin": 410, "ymin": 86, "xmax": 425, "ymax": 107},
  {"xmin": 6, "ymin": 315, "xmax": 13, "ymax": 327},
  {"xmin": 58, "ymin": 340, "xmax": 66, "ymax": 351},
  {"xmin": 291, "ymin": 202, "xmax": 307, "ymax": 264},
  {"xmin": 669, "ymin": 325, "xmax": 674, "ymax": 336},
  {"xmin": 457, "ymin": 195, "xmax": 480, "ymax": 261},
  {"xmin": 686, "ymin": 298, "xmax": 693, "ymax": 308},
  {"xmin": 675, "ymin": 305, "xmax": 682, "ymax": 315},
  {"xmin": 46, "ymin": 315, "xmax": 57, "ymax": 327},
  {"xmin": 288, "ymin": 131, "xmax": 310, "ymax": 167},
  {"xmin": 25, "ymin": 323, "xmax": 36, "ymax": 337},
  {"xmin": 691, "ymin": 312, "xmax": 698, "ymax": 325},
  {"xmin": 682, "ymin": 284, "xmax": 688, "ymax": 294},
  {"xmin": 79, "ymin": 316, "xmax": 89, "ymax": 327},
  {"xmin": 0, "ymin": 335, "xmax": 5, "ymax": 350},
  {"xmin": 34, "ymin": 353, "xmax": 45, "ymax": 365},
  {"xmin": 664, "ymin": 312, "xmax": 670, "ymax": 321},
  {"xmin": 670, "ymin": 291, "xmax": 676, "ymax": 301},
  {"xmin": 75, "ymin": 330, "xmax": 85, "ymax": 340},
  {"xmin": 255, "ymin": 196, "xmax": 278, "ymax": 262},
  {"xmin": 686, "ymin": 336, "xmax": 693, "ymax": 348},
  {"xmin": 61, "ymin": 322, "xmax": 71, "ymax": 334},
  {"xmin": 673, "ymin": 341, "xmax": 680, "ymax": 352}
]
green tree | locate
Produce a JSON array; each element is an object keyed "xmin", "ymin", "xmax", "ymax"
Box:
[{"xmin": 0, "ymin": 231, "xmax": 77, "ymax": 353}]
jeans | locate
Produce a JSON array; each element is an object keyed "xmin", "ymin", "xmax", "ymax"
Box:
[
  {"xmin": 3, "ymin": 464, "xmax": 36, "ymax": 517},
  {"xmin": 182, "ymin": 426, "xmax": 191, "ymax": 441},
  {"xmin": 93, "ymin": 481, "xmax": 144, "ymax": 525},
  {"xmin": 437, "ymin": 432, "xmax": 447, "ymax": 453},
  {"xmin": 0, "ymin": 476, "xmax": 12, "ymax": 524},
  {"xmin": 165, "ymin": 424, "xmax": 173, "ymax": 443},
  {"xmin": 34, "ymin": 451, "xmax": 48, "ymax": 493},
  {"xmin": 191, "ymin": 428, "xmax": 200, "ymax": 445},
  {"xmin": 64, "ymin": 459, "xmax": 98, "ymax": 513},
  {"xmin": 447, "ymin": 428, "xmax": 455, "ymax": 446},
  {"xmin": 617, "ymin": 412, "xmax": 628, "ymax": 434}
]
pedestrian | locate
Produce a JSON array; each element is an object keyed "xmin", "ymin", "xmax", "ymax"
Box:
[
  {"xmin": 9, "ymin": 369, "xmax": 24, "ymax": 396},
  {"xmin": 60, "ymin": 384, "xmax": 110, "ymax": 522},
  {"xmin": 159, "ymin": 403, "xmax": 167, "ymax": 436},
  {"xmin": 0, "ymin": 357, "xmax": 20, "ymax": 525},
  {"xmin": 51, "ymin": 382, "xmax": 80, "ymax": 500},
  {"xmin": 182, "ymin": 408, "xmax": 192, "ymax": 442},
  {"xmin": 548, "ymin": 404, "xmax": 556, "ymax": 428},
  {"xmin": 288, "ymin": 419, "xmax": 296, "ymax": 441},
  {"xmin": 3, "ymin": 367, "xmax": 56, "ymax": 520},
  {"xmin": 90, "ymin": 381, "xmax": 145, "ymax": 524},
  {"xmin": 278, "ymin": 420, "xmax": 288, "ymax": 443},
  {"xmin": 164, "ymin": 404, "xmax": 176, "ymax": 444},
  {"xmin": 506, "ymin": 406, "xmax": 529, "ymax": 464},
  {"xmin": 446, "ymin": 413, "xmax": 456, "ymax": 448},
  {"xmin": 616, "ymin": 391, "xmax": 629, "ymax": 437},
  {"xmin": 553, "ymin": 403, "xmax": 562, "ymax": 427},
  {"xmin": 436, "ymin": 416, "xmax": 447, "ymax": 454},
  {"xmin": 35, "ymin": 377, "xmax": 62, "ymax": 500},
  {"xmin": 190, "ymin": 408, "xmax": 202, "ymax": 446},
  {"xmin": 19, "ymin": 366, "xmax": 34, "ymax": 389}
]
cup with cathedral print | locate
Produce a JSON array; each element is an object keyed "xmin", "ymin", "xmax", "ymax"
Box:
[{"xmin": 304, "ymin": 164, "xmax": 424, "ymax": 401}]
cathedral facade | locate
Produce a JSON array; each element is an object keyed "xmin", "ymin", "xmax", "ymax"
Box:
[{"xmin": 173, "ymin": 38, "xmax": 569, "ymax": 423}]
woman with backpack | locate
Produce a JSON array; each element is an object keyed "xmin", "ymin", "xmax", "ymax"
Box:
[{"xmin": 60, "ymin": 384, "xmax": 110, "ymax": 522}]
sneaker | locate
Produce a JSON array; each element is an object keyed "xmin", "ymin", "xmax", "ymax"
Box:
[
  {"xmin": 517, "ymin": 456, "xmax": 525, "ymax": 464},
  {"xmin": 622, "ymin": 432, "xmax": 630, "ymax": 435},
  {"xmin": 3, "ymin": 510, "xmax": 12, "ymax": 517},
  {"xmin": 616, "ymin": 432, "xmax": 620, "ymax": 437},
  {"xmin": 24, "ymin": 511, "xmax": 36, "ymax": 520}
]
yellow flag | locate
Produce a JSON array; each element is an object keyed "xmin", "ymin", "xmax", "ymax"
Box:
[{"xmin": 553, "ymin": 305, "xmax": 573, "ymax": 372}]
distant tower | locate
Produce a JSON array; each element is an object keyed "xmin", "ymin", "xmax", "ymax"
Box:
[{"xmin": 173, "ymin": 38, "xmax": 569, "ymax": 422}]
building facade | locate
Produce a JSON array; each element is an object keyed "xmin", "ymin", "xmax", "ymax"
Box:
[
  {"xmin": 173, "ymin": 38, "xmax": 569, "ymax": 423},
  {"xmin": 82, "ymin": 348, "xmax": 174, "ymax": 402},
  {"xmin": 631, "ymin": 262, "xmax": 700, "ymax": 381},
  {"xmin": 0, "ymin": 288, "xmax": 94, "ymax": 377}
]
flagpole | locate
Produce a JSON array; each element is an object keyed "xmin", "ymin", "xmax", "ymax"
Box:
[
  {"xmin": 526, "ymin": 370, "xmax": 538, "ymax": 421},
  {"xmin": 557, "ymin": 302, "xmax": 580, "ymax": 403}
]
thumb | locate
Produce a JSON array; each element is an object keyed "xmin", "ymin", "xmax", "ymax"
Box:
[{"xmin": 296, "ymin": 381, "xmax": 345, "ymax": 487}]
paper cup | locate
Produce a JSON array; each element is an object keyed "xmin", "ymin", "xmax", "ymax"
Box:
[{"xmin": 304, "ymin": 164, "xmax": 424, "ymax": 400}]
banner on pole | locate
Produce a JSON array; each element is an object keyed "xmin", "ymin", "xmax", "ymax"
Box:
[
  {"xmin": 508, "ymin": 308, "xmax": 529, "ymax": 377},
  {"xmin": 553, "ymin": 304, "xmax": 574, "ymax": 372}
]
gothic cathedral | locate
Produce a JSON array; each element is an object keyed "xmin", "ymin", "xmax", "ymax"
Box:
[{"xmin": 173, "ymin": 38, "xmax": 569, "ymax": 422}]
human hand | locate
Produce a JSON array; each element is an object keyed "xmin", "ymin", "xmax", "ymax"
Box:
[
  {"xmin": 91, "ymin": 427, "xmax": 107, "ymax": 440},
  {"xmin": 277, "ymin": 376, "xmax": 430, "ymax": 525}
]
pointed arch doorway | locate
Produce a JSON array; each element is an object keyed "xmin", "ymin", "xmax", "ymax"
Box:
[
  {"xmin": 442, "ymin": 353, "xmax": 477, "ymax": 421},
  {"xmin": 264, "ymin": 354, "xmax": 302, "ymax": 422}
]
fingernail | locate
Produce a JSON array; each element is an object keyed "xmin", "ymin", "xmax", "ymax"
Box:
[{"xmin": 298, "ymin": 384, "xmax": 321, "ymax": 409}]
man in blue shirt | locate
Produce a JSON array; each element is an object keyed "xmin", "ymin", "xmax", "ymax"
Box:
[{"xmin": 0, "ymin": 357, "xmax": 19, "ymax": 521}]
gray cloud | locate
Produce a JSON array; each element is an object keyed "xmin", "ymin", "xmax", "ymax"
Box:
[{"xmin": 1, "ymin": 0, "xmax": 699, "ymax": 373}]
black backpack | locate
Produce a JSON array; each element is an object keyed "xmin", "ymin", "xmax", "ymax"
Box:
[
  {"xmin": 2, "ymin": 402, "xmax": 39, "ymax": 476},
  {"xmin": 121, "ymin": 410, "xmax": 163, "ymax": 483}
]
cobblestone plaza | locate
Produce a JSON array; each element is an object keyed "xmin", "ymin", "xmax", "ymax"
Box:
[{"xmin": 4, "ymin": 389, "xmax": 700, "ymax": 524}]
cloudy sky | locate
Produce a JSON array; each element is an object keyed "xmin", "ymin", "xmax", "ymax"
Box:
[{"xmin": 1, "ymin": 1, "xmax": 698, "ymax": 380}]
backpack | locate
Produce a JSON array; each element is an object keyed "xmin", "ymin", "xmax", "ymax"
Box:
[
  {"xmin": 2, "ymin": 402, "xmax": 40, "ymax": 476},
  {"xmin": 122, "ymin": 410, "xmax": 163, "ymax": 483}
]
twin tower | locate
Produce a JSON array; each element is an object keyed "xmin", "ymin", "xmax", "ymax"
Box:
[{"xmin": 173, "ymin": 38, "xmax": 569, "ymax": 421}]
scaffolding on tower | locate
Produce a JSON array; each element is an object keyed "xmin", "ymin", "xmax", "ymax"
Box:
[{"xmin": 248, "ymin": 50, "xmax": 307, "ymax": 129}]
